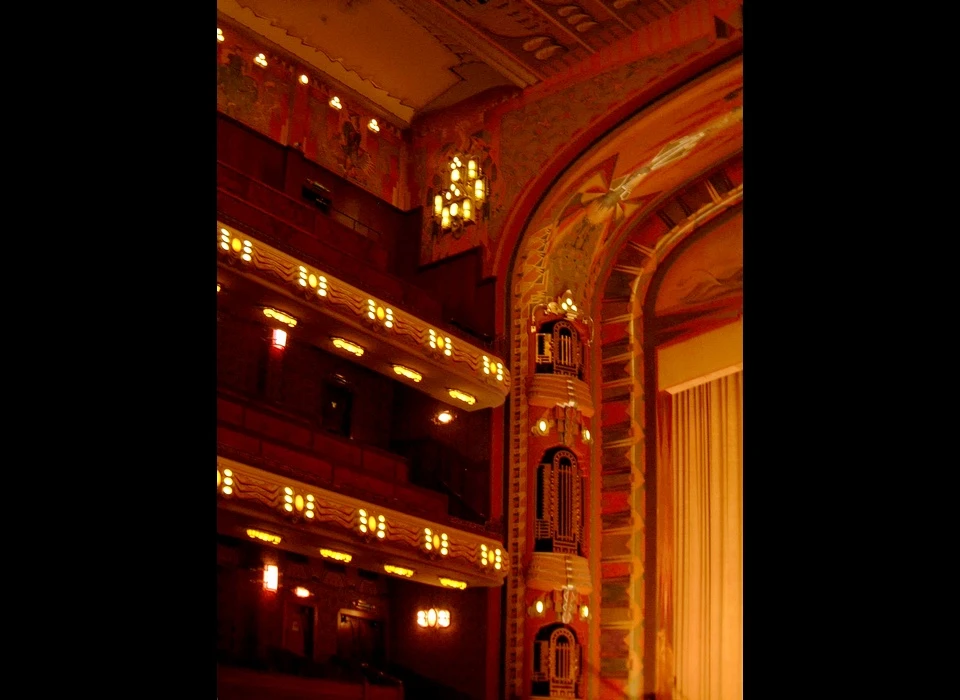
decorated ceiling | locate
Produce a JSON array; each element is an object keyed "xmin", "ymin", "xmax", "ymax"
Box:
[{"xmin": 217, "ymin": 0, "xmax": 702, "ymax": 124}]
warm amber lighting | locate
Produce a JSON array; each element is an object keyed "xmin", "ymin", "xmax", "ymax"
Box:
[
  {"xmin": 583, "ymin": 428, "xmax": 592, "ymax": 443},
  {"xmin": 536, "ymin": 419, "xmax": 549, "ymax": 435},
  {"xmin": 358, "ymin": 509, "xmax": 387, "ymax": 538},
  {"xmin": 393, "ymin": 365, "xmax": 422, "ymax": 383},
  {"xmin": 263, "ymin": 565, "xmax": 279, "ymax": 591},
  {"xmin": 320, "ymin": 548, "xmax": 353, "ymax": 563},
  {"xmin": 298, "ymin": 265, "xmax": 329, "ymax": 296},
  {"xmin": 332, "ymin": 338, "xmax": 364, "ymax": 357},
  {"xmin": 263, "ymin": 308, "xmax": 298, "ymax": 328},
  {"xmin": 295, "ymin": 587, "xmax": 311, "ymax": 598},
  {"xmin": 423, "ymin": 528, "xmax": 448, "ymax": 555},
  {"xmin": 535, "ymin": 600, "xmax": 544, "ymax": 614},
  {"xmin": 480, "ymin": 544, "xmax": 504, "ymax": 570},
  {"xmin": 368, "ymin": 119, "xmax": 380, "ymax": 133},
  {"xmin": 434, "ymin": 154, "xmax": 484, "ymax": 231},
  {"xmin": 220, "ymin": 228, "xmax": 253, "ymax": 261},
  {"xmin": 272, "ymin": 328, "xmax": 287, "ymax": 349},
  {"xmin": 580, "ymin": 604, "xmax": 589, "ymax": 619},
  {"xmin": 428, "ymin": 330, "xmax": 453, "ymax": 357},
  {"xmin": 448, "ymin": 389, "xmax": 476, "ymax": 405},
  {"xmin": 299, "ymin": 74, "xmax": 309, "ymax": 85},
  {"xmin": 417, "ymin": 608, "xmax": 450, "ymax": 628},
  {"xmin": 367, "ymin": 300, "xmax": 394, "ymax": 328},
  {"xmin": 246, "ymin": 529, "xmax": 281, "ymax": 545},
  {"xmin": 254, "ymin": 53, "xmax": 268, "ymax": 68},
  {"xmin": 217, "ymin": 283, "xmax": 221, "ymax": 293},
  {"xmin": 440, "ymin": 578, "xmax": 467, "ymax": 590},
  {"xmin": 329, "ymin": 96, "xmax": 342, "ymax": 110},
  {"xmin": 221, "ymin": 468, "xmax": 234, "ymax": 496},
  {"xmin": 435, "ymin": 410, "xmax": 454, "ymax": 425},
  {"xmin": 217, "ymin": 28, "xmax": 224, "ymax": 42},
  {"xmin": 384, "ymin": 565, "xmax": 414, "ymax": 577}
]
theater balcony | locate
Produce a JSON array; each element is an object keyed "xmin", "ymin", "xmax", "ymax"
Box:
[{"xmin": 217, "ymin": 223, "xmax": 510, "ymax": 413}]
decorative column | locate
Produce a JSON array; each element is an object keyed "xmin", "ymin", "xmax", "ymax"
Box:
[{"xmin": 522, "ymin": 291, "xmax": 594, "ymax": 699}]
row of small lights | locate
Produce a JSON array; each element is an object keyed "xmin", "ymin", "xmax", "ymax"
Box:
[
  {"xmin": 532, "ymin": 417, "xmax": 592, "ymax": 444},
  {"xmin": 218, "ymin": 27, "xmax": 381, "ymax": 133},
  {"xmin": 222, "ymin": 469, "xmax": 504, "ymax": 571},
  {"xmin": 219, "ymin": 227, "xmax": 503, "ymax": 402}
]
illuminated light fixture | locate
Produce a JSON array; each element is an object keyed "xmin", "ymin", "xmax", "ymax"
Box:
[
  {"xmin": 428, "ymin": 329, "xmax": 453, "ymax": 357},
  {"xmin": 482, "ymin": 356, "xmax": 504, "ymax": 381},
  {"xmin": 320, "ymin": 548, "xmax": 353, "ymax": 563},
  {"xmin": 417, "ymin": 608, "xmax": 451, "ymax": 628},
  {"xmin": 433, "ymin": 154, "xmax": 485, "ymax": 234},
  {"xmin": 439, "ymin": 578, "xmax": 467, "ymax": 590},
  {"xmin": 368, "ymin": 119, "xmax": 380, "ymax": 133},
  {"xmin": 332, "ymin": 338, "xmax": 364, "ymax": 357},
  {"xmin": 246, "ymin": 529, "xmax": 281, "ymax": 545},
  {"xmin": 219, "ymin": 228, "xmax": 253, "ymax": 262},
  {"xmin": 299, "ymin": 74, "xmax": 309, "ymax": 85},
  {"xmin": 282, "ymin": 487, "xmax": 315, "ymax": 518},
  {"xmin": 217, "ymin": 27, "xmax": 224, "ymax": 42},
  {"xmin": 263, "ymin": 564, "xmax": 279, "ymax": 591},
  {"xmin": 217, "ymin": 283, "xmax": 221, "ymax": 293},
  {"xmin": 560, "ymin": 294, "xmax": 578, "ymax": 314},
  {"xmin": 423, "ymin": 528, "xmax": 449, "ymax": 556},
  {"xmin": 383, "ymin": 564, "xmax": 414, "ymax": 577},
  {"xmin": 358, "ymin": 509, "xmax": 387, "ymax": 539},
  {"xmin": 535, "ymin": 600, "xmax": 544, "ymax": 614},
  {"xmin": 367, "ymin": 300, "xmax": 394, "ymax": 329},
  {"xmin": 272, "ymin": 328, "xmax": 288, "ymax": 349},
  {"xmin": 254, "ymin": 53, "xmax": 268, "ymax": 68},
  {"xmin": 480, "ymin": 544, "xmax": 503, "ymax": 571},
  {"xmin": 294, "ymin": 586, "xmax": 311, "ymax": 598},
  {"xmin": 533, "ymin": 419, "xmax": 550, "ymax": 436},
  {"xmin": 393, "ymin": 365, "xmax": 422, "ymax": 383},
  {"xmin": 448, "ymin": 389, "xmax": 476, "ymax": 406},
  {"xmin": 263, "ymin": 308, "xmax": 298, "ymax": 328},
  {"xmin": 580, "ymin": 604, "xmax": 589, "ymax": 619},
  {"xmin": 434, "ymin": 410, "xmax": 454, "ymax": 425},
  {"xmin": 329, "ymin": 96, "xmax": 342, "ymax": 110},
  {"xmin": 582, "ymin": 428, "xmax": 592, "ymax": 443},
  {"xmin": 221, "ymin": 468, "xmax": 234, "ymax": 496},
  {"xmin": 298, "ymin": 266, "xmax": 328, "ymax": 297}
]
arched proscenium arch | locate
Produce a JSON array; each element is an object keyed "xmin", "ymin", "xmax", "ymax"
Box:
[{"xmin": 502, "ymin": 58, "xmax": 742, "ymax": 699}]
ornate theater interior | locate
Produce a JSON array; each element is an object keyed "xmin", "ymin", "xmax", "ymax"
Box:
[{"xmin": 215, "ymin": 1, "xmax": 742, "ymax": 699}]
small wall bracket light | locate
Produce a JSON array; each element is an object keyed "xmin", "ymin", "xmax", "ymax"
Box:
[{"xmin": 416, "ymin": 608, "xmax": 451, "ymax": 628}]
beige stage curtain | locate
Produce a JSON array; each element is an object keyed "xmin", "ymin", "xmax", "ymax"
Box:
[{"xmin": 659, "ymin": 371, "xmax": 743, "ymax": 700}]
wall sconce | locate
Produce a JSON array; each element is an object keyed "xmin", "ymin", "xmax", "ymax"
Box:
[
  {"xmin": 272, "ymin": 328, "xmax": 288, "ymax": 349},
  {"xmin": 448, "ymin": 389, "xmax": 476, "ymax": 406},
  {"xmin": 582, "ymin": 427, "xmax": 592, "ymax": 443},
  {"xmin": 433, "ymin": 155, "xmax": 485, "ymax": 235},
  {"xmin": 580, "ymin": 604, "xmax": 589, "ymax": 620},
  {"xmin": 217, "ymin": 27, "xmax": 224, "ymax": 42},
  {"xmin": 433, "ymin": 410, "xmax": 455, "ymax": 425},
  {"xmin": 254, "ymin": 53, "xmax": 268, "ymax": 68},
  {"xmin": 368, "ymin": 119, "xmax": 380, "ymax": 133},
  {"xmin": 263, "ymin": 564, "xmax": 279, "ymax": 591},
  {"xmin": 393, "ymin": 365, "xmax": 422, "ymax": 383},
  {"xmin": 532, "ymin": 418, "xmax": 552, "ymax": 436},
  {"xmin": 263, "ymin": 307, "xmax": 298, "ymax": 328},
  {"xmin": 417, "ymin": 608, "xmax": 451, "ymax": 628},
  {"xmin": 299, "ymin": 74, "xmax": 309, "ymax": 85},
  {"xmin": 294, "ymin": 587, "xmax": 312, "ymax": 598},
  {"xmin": 329, "ymin": 96, "xmax": 342, "ymax": 110},
  {"xmin": 529, "ymin": 597, "xmax": 552, "ymax": 617},
  {"xmin": 332, "ymin": 337, "xmax": 365, "ymax": 357}
]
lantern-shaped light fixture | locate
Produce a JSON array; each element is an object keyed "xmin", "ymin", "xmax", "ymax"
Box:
[{"xmin": 433, "ymin": 154, "xmax": 485, "ymax": 233}]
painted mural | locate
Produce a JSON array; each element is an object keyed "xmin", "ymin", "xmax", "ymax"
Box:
[
  {"xmin": 654, "ymin": 212, "xmax": 743, "ymax": 316},
  {"xmin": 217, "ymin": 17, "xmax": 408, "ymax": 209}
]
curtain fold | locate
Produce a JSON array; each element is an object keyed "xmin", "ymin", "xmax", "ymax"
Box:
[{"xmin": 663, "ymin": 371, "xmax": 742, "ymax": 700}]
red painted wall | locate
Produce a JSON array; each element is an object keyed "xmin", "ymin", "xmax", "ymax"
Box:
[{"xmin": 386, "ymin": 578, "xmax": 489, "ymax": 699}]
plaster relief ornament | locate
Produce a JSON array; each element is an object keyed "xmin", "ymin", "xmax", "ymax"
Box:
[{"xmin": 554, "ymin": 405, "xmax": 581, "ymax": 447}]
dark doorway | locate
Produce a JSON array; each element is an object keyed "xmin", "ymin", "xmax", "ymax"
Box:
[
  {"xmin": 284, "ymin": 603, "xmax": 316, "ymax": 660},
  {"xmin": 336, "ymin": 612, "xmax": 384, "ymax": 666},
  {"xmin": 321, "ymin": 382, "xmax": 353, "ymax": 437}
]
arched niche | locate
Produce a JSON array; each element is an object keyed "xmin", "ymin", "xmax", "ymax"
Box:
[
  {"xmin": 534, "ymin": 448, "xmax": 584, "ymax": 556},
  {"xmin": 532, "ymin": 623, "xmax": 582, "ymax": 698}
]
